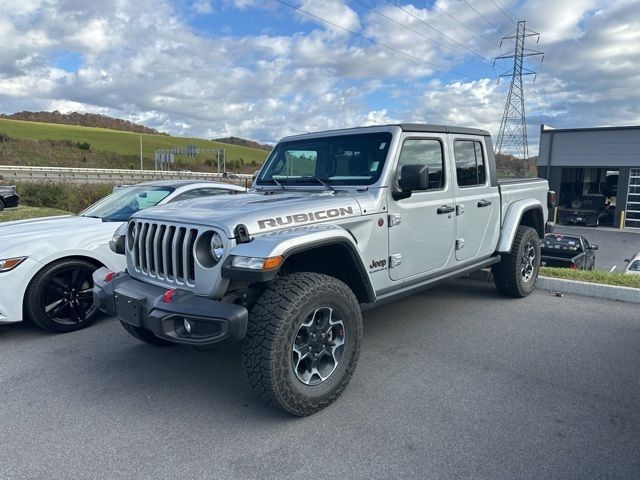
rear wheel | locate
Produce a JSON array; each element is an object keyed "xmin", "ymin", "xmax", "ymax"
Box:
[
  {"xmin": 24, "ymin": 258, "xmax": 100, "ymax": 333},
  {"xmin": 119, "ymin": 321, "xmax": 175, "ymax": 347},
  {"xmin": 493, "ymin": 226, "xmax": 540, "ymax": 298},
  {"xmin": 241, "ymin": 273, "xmax": 362, "ymax": 416}
]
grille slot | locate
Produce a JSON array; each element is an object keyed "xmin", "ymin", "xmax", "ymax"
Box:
[{"xmin": 130, "ymin": 221, "xmax": 199, "ymax": 287}]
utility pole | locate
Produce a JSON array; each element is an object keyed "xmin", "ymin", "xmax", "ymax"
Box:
[
  {"xmin": 139, "ymin": 134, "xmax": 143, "ymax": 170},
  {"xmin": 494, "ymin": 20, "xmax": 543, "ymax": 175}
]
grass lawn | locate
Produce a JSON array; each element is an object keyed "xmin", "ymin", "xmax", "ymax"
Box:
[
  {"xmin": 0, "ymin": 118, "xmax": 268, "ymax": 170},
  {"xmin": 540, "ymin": 266, "xmax": 640, "ymax": 289},
  {"xmin": 0, "ymin": 205, "xmax": 71, "ymax": 222}
]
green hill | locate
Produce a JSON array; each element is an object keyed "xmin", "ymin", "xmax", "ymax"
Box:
[{"xmin": 0, "ymin": 118, "xmax": 268, "ymax": 172}]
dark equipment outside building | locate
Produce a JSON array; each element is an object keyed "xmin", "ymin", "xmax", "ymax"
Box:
[{"xmin": 537, "ymin": 124, "xmax": 640, "ymax": 229}]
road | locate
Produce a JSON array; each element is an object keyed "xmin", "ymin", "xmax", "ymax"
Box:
[
  {"xmin": 553, "ymin": 224, "xmax": 640, "ymax": 272},
  {"xmin": 1, "ymin": 280, "xmax": 639, "ymax": 479}
]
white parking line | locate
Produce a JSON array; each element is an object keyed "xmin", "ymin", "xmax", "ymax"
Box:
[{"xmin": 610, "ymin": 266, "xmax": 617, "ymax": 272}]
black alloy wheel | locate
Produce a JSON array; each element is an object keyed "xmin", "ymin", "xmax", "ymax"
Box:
[{"xmin": 25, "ymin": 259, "xmax": 100, "ymax": 333}]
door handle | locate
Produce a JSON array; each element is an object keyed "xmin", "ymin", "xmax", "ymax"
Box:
[
  {"xmin": 477, "ymin": 199, "xmax": 492, "ymax": 208},
  {"xmin": 437, "ymin": 205, "xmax": 455, "ymax": 215}
]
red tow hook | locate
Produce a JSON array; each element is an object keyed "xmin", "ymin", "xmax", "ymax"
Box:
[
  {"xmin": 162, "ymin": 288, "xmax": 177, "ymax": 303},
  {"xmin": 104, "ymin": 272, "xmax": 116, "ymax": 283}
]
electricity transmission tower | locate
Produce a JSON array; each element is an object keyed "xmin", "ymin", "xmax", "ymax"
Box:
[{"xmin": 494, "ymin": 20, "xmax": 543, "ymax": 173}]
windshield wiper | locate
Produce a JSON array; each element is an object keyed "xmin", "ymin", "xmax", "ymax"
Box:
[
  {"xmin": 299, "ymin": 177, "xmax": 337, "ymax": 193},
  {"xmin": 262, "ymin": 178, "xmax": 286, "ymax": 190}
]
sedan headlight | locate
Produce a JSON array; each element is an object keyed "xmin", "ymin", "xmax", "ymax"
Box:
[
  {"xmin": 210, "ymin": 232, "xmax": 225, "ymax": 261},
  {"xmin": 0, "ymin": 257, "xmax": 27, "ymax": 272}
]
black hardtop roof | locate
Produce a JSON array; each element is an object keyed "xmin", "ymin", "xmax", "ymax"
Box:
[
  {"xmin": 394, "ymin": 123, "xmax": 490, "ymax": 136},
  {"xmin": 282, "ymin": 123, "xmax": 490, "ymax": 139}
]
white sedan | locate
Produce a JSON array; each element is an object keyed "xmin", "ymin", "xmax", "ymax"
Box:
[
  {"xmin": 624, "ymin": 253, "xmax": 640, "ymax": 275},
  {"xmin": 0, "ymin": 180, "xmax": 245, "ymax": 332}
]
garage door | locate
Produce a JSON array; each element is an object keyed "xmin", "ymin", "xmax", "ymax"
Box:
[{"xmin": 626, "ymin": 168, "xmax": 640, "ymax": 229}]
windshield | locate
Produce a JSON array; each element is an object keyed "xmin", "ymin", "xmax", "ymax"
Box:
[
  {"xmin": 629, "ymin": 260, "xmax": 640, "ymax": 271},
  {"xmin": 80, "ymin": 185, "xmax": 174, "ymax": 222},
  {"xmin": 257, "ymin": 132, "xmax": 392, "ymax": 187},
  {"xmin": 541, "ymin": 235, "xmax": 584, "ymax": 253}
]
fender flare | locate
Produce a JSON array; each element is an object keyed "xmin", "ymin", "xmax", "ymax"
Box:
[
  {"xmin": 497, "ymin": 199, "xmax": 545, "ymax": 253},
  {"xmin": 222, "ymin": 225, "xmax": 375, "ymax": 303}
]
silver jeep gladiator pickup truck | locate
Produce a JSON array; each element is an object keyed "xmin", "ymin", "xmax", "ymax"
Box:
[{"xmin": 94, "ymin": 124, "xmax": 553, "ymax": 416}]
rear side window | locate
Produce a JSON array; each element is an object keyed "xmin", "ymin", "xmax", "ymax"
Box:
[
  {"xmin": 454, "ymin": 140, "xmax": 486, "ymax": 187},
  {"xmin": 396, "ymin": 139, "xmax": 445, "ymax": 190}
]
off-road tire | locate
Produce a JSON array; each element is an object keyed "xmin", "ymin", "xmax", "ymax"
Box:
[
  {"xmin": 24, "ymin": 258, "xmax": 100, "ymax": 333},
  {"xmin": 119, "ymin": 321, "xmax": 175, "ymax": 347},
  {"xmin": 492, "ymin": 225, "xmax": 540, "ymax": 298},
  {"xmin": 241, "ymin": 272, "xmax": 362, "ymax": 416}
]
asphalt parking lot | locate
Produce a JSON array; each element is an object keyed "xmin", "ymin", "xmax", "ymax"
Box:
[
  {"xmin": 552, "ymin": 225, "xmax": 640, "ymax": 271},
  {"xmin": 1, "ymin": 279, "xmax": 639, "ymax": 479}
]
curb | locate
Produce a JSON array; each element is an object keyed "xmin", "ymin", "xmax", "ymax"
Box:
[{"xmin": 467, "ymin": 270, "xmax": 640, "ymax": 304}]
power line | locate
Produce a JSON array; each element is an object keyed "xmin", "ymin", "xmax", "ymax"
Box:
[
  {"xmin": 274, "ymin": 0, "xmax": 480, "ymax": 80},
  {"xmin": 428, "ymin": 1, "xmax": 497, "ymax": 48},
  {"xmin": 461, "ymin": 0, "xmax": 501, "ymax": 31},
  {"xmin": 488, "ymin": 0, "xmax": 517, "ymax": 24},
  {"xmin": 384, "ymin": 0, "xmax": 493, "ymax": 63},
  {"xmin": 351, "ymin": 0, "xmax": 493, "ymax": 68}
]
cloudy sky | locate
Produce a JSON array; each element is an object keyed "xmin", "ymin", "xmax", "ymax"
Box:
[{"xmin": 0, "ymin": 0, "xmax": 639, "ymax": 153}]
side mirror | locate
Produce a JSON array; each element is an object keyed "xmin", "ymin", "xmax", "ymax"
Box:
[
  {"xmin": 394, "ymin": 164, "xmax": 429, "ymax": 201},
  {"xmin": 590, "ymin": 244, "xmax": 598, "ymax": 250},
  {"xmin": 109, "ymin": 224, "xmax": 127, "ymax": 255},
  {"xmin": 625, "ymin": 258, "xmax": 631, "ymax": 263}
]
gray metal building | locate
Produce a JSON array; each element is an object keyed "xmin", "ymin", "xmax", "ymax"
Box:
[{"xmin": 537, "ymin": 124, "xmax": 640, "ymax": 229}]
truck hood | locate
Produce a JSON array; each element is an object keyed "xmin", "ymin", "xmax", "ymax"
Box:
[{"xmin": 132, "ymin": 190, "xmax": 365, "ymax": 237}]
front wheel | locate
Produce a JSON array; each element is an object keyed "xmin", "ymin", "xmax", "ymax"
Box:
[
  {"xmin": 24, "ymin": 258, "xmax": 100, "ymax": 333},
  {"xmin": 241, "ymin": 273, "xmax": 362, "ymax": 416},
  {"xmin": 0, "ymin": 198, "xmax": 5, "ymax": 211},
  {"xmin": 492, "ymin": 226, "xmax": 541, "ymax": 298}
]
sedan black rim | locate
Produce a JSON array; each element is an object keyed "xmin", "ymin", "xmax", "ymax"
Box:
[{"xmin": 43, "ymin": 267, "xmax": 96, "ymax": 325}]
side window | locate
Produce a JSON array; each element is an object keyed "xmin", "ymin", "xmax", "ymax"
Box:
[
  {"xmin": 169, "ymin": 188, "xmax": 228, "ymax": 203},
  {"xmin": 454, "ymin": 140, "xmax": 486, "ymax": 187},
  {"xmin": 396, "ymin": 139, "xmax": 445, "ymax": 190}
]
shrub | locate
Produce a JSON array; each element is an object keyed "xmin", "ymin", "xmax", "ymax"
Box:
[
  {"xmin": 76, "ymin": 141, "xmax": 91, "ymax": 151},
  {"xmin": 16, "ymin": 181, "xmax": 113, "ymax": 213}
]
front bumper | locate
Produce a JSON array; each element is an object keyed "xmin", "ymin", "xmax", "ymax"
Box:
[
  {"xmin": 0, "ymin": 257, "xmax": 40, "ymax": 324},
  {"xmin": 93, "ymin": 268, "xmax": 248, "ymax": 346}
]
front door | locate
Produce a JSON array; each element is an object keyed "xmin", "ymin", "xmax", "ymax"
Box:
[
  {"xmin": 451, "ymin": 137, "xmax": 500, "ymax": 262},
  {"xmin": 388, "ymin": 135, "xmax": 456, "ymax": 281}
]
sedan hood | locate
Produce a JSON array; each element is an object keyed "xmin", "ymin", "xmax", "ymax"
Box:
[{"xmin": 0, "ymin": 215, "xmax": 119, "ymax": 256}]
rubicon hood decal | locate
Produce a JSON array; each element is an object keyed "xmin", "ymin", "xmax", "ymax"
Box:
[{"xmin": 257, "ymin": 207, "xmax": 354, "ymax": 230}]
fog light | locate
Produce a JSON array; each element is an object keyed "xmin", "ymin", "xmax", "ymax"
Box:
[{"xmin": 183, "ymin": 318, "xmax": 193, "ymax": 334}]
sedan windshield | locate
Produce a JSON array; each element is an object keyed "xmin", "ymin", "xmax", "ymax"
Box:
[
  {"xmin": 629, "ymin": 260, "xmax": 640, "ymax": 272},
  {"xmin": 80, "ymin": 185, "xmax": 174, "ymax": 222},
  {"xmin": 257, "ymin": 132, "xmax": 392, "ymax": 187}
]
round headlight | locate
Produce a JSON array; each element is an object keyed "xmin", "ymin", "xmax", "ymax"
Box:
[{"xmin": 210, "ymin": 232, "xmax": 225, "ymax": 261}]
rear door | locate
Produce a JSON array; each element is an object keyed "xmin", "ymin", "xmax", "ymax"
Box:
[
  {"xmin": 387, "ymin": 134, "xmax": 456, "ymax": 280},
  {"xmin": 451, "ymin": 137, "xmax": 500, "ymax": 262}
]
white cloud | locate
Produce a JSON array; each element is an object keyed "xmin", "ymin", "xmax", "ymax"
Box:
[
  {"xmin": 0, "ymin": 0, "xmax": 638, "ymax": 153},
  {"xmin": 192, "ymin": 0, "xmax": 214, "ymax": 14}
]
